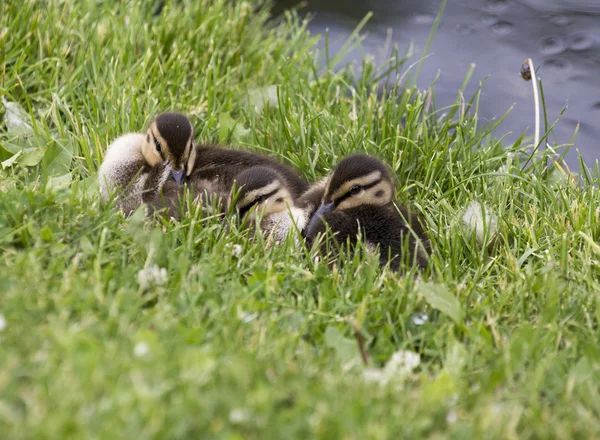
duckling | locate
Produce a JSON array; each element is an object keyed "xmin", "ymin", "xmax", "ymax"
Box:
[
  {"xmin": 98, "ymin": 112, "xmax": 195, "ymax": 215},
  {"xmin": 185, "ymin": 144, "xmax": 309, "ymax": 212},
  {"xmin": 305, "ymin": 154, "xmax": 430, "ymax": 271},
  {"xmin": 231, "ymin": 166, "xmax": 308, "ymax": 243},
  {"xmin": 295, "ymin": 176, "xmax": 329, "ymax": 222},
  {"xmin": 141, "ymin": 178, "xmax": 186, "ymax": 220}
]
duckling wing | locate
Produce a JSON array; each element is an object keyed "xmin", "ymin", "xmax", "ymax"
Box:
[
  {"xmin": 304, "ymin": 210, "xmax": 359, "ymax": 251},
  {"xmin": 189, "ymin": 179, "xmax": 227, "ymax": 215},
  {"xmin": 351, "ymin": 205, "xmax": 430, "ymax": 270},
  {"xmin": 191, "ymin": 146, "xmax": 309, "ymax": 197},
  {"xmin": 307, "ymin": 205, "xmax": 430, "ymax": 270},
  {"xmin": 99, "ymin": 162, "xmax": 149, "ymax": 216},
  {"xmin": 140, "ymin": 164, "xmax": 184, "ymax": 219},
  {"xmin": 143, "ymin": 180, "xmax": 185, "ymax": 220},
  {"xmin": 98, "ymin": 133, "xmax": 146, "ymax": 200}
]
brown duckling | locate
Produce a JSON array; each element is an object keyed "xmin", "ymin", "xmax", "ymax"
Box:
[
  {"xmin": 231, "ymin": 166, "xmax": 308, "ymax": 243},
  {"xmin": 304, "ymin": 154, "xmax": 430, "ymax": 270},
  {"xmin": 185, "ymin": 144, "xmax": 309, "ymax": 212},
  {"xmin": 98, "ymin": 112, "xmax": 195, "ymax": 215}
]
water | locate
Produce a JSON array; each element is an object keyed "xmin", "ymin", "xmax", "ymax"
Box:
[{"xmin": 274, "ymin": 0, "xmax": 600, "ymax": 170}]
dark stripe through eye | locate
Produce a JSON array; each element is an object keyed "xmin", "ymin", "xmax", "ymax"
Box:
[
  {"xmin": 238, "ymin": 188, "xmax": 279, "ymax": 218},
  {"xmin": 349, "ymin": 184, "xmax": 361, "ymax": 195},
  {"xmin": 334, "ymin": 178, "xmax": 382, "ymax": 206},
  {"xmin": 154, "ymin": 137, "xmax": 165, "ymax": 160}
]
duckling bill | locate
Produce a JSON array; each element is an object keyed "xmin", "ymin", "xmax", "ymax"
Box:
[{"xmin": 305, "ymin": 154, "xmax": 430, "ymax": 271}]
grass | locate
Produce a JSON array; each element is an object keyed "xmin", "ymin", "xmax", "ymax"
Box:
[{"xmin": 2, "ymin": 0, "xmax": 600, "ymax": 438}]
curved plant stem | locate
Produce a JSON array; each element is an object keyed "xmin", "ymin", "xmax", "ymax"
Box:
[{"xmin": 526, "ymin": 58, "xmax": 540, "ymax": 148}]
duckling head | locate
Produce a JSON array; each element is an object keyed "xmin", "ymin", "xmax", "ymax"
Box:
[
  {"xmin": 232, "ymin": 166, "xmax": 294, "ymax": 223},
  {"xmin": 141, "ymin": 112, "xmax": 196, "ymax": 184},
  {"xmin": 319, "ymin": 154, "xmax": 394, "ymax": 214}
]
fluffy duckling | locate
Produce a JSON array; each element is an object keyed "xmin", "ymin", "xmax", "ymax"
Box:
[
  {"xmin": 141, "ymin": 179, "xmax": 186, "ymax": 220},
  {"xmin": 98, "ymin": 112, "xmax": 195, "ymax": 215},
  {"xmin": 185, "ymin": 145, "xmax": 309, "ymax": 212},
  {"xmin": 232, "ymin": 166, "xmax": 308, "ymax": 243},
  {"xmin": 295, "ymin": 177, "xmax": 329, "ymax": 222},
  {"xmin": 305, "ymin": 154, "xmax": 430, "ymax": 270}
]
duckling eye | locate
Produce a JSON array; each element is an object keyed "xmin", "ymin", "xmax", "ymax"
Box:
[
  {"xmin": 349, "ymin": 184, "xmax": 362, "ymax": 195},
  {"xmin": 154, "ymin": 138, "xmax": 162, "ymax": 153},
  {"xmin": 255, "ymin": 195, "xmax": 265, "ymax": 203}
]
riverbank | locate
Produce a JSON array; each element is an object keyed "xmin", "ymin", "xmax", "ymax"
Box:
[{"xmin": 274, "ymin": 0, "xmax": 600, "ymax": 170}]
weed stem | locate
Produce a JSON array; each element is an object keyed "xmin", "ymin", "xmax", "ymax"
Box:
[{"xmin": 526, "ymin": 58, "xmax": 540, "ymax": 148}]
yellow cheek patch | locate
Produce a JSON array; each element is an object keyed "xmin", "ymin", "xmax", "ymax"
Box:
[
  {"xmin": 141, "ymin": 126, "xmax": 164, "ymax": 167},
  {"xmin": 186, "ymin": 145, "xmax": 196, "ymax": 175},
  {"xmin": 336, "ymin": 197, "xmax": 361, "ymax": 211},
  {"xmin": 363, "ymin": 181, "xmax": 391, "ymax": 205},
  {"xmin": 330, "ymin": 170, "xmax": 382, "ymax": 202},
  {"xmin": 150, "ymin": 124, "xmax": 175, "ymax": 163},
  {"xmin": 262, "ymin": 196, "xmax": 291, "ymax": 216},
  {"xmin": 334, "ymin": 180, "xmax": 392, "ymax": 210},
  {"xmin": 241, "ymin": 181, "xmax": 280, "ymax": 206},
  {"xmin": 236, "ymin": 183, "xmax": 291, "ymax": 219}
]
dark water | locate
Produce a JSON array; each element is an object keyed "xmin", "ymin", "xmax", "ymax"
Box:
[{"xmin": 274, "ymin": 0, "xmax": 600, "ymax": 170}]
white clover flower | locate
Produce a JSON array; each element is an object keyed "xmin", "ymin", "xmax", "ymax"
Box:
[
  {"xmin": 229, "ymin": 408, "xmax": 250, "ymax": 424},
  {"xmin": 137, "ymin": 265, "xmax": 167, "ymax": 290},
  {"xmin": 0, "ymin": 314, "xmax": 6, "ymax": 332},
  {"xmin": 385, "ymin": 350, "xmax": 421, "ymax": 375},
  {"xmin": 412, "ymin": 313, "xmax": 428, "ymax": 326},
  {"xmin": 363, "ymin": 368, "xmax": 386, "ymax": 385},
  {"xmin": 133, "ymin": 341, "xmax": 150, "ymax": 358},
  {"xmin": 231, "ymin": 244, "xmax": 243, "ymax": 257},
  {"xmin": 363, "ymin": 349, "xmax": 420, "ymax": 386},
  {"xmin": 446, "ymin": 409, "xmax": 458, "ymax": 424},
  {"xmin": 462, "ymin": 201, "xmax": 498, "ymax": 245}
]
